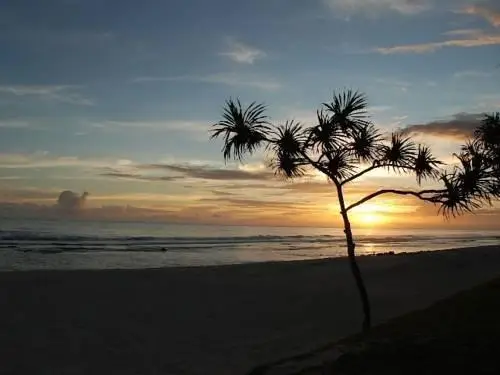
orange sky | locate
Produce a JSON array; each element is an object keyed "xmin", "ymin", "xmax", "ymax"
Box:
[{"xmin": 1, "ymin": 150, "xmax": 499, "ymax": 229}]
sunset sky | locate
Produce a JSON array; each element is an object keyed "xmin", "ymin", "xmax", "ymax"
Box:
[{"xmin": 1, "ymin": 0, "xmax": 499, "ymax": 228}]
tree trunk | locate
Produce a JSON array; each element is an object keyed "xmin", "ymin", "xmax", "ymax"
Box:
[{"xmin": 336, "ymin": 185, "xmax": 372, "ymax": 333}]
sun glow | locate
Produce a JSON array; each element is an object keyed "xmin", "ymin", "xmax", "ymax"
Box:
[
  {"xmin": 328, "ymin": 200, "xmax": 415, "ymax": 227},
  {"xmin": 356, "ymin": 212, "xmax": 386, "ymax": 226},
  {"xmin": 349, "ymin": 202, "xmax": 392, "ymax": 227}
]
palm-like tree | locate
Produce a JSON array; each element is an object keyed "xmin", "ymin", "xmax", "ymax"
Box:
[{"xmin": 210, "ymin": 90, "xmax": 498, "ymax": 333}]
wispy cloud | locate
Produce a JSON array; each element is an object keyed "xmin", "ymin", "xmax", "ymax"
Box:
[
  {"xmin": 90, "ymin": 120, "xmax": 208, "ymax": 133},
  {"xmin": 133, "ymin": 73, "xmax": 280, "ymax": 90},
  {"xmin": 453, "ymin": 70, "xmax": 494, "ymax": 79},
  {"xmin": 460, "ymin": 5, "xmax": 500, "ymax": 27},
  {"xmin": 443, "ymin": 29, "xmax": 483, "ymax": 37},
  {"xmin": 220, "ymin": 40, "xmax": 266, "ymax": 64},
  {"xmin": 375, "ymin": 31, "xmax": 500, "ymax": 54},
  {"xmin": 0, "ymin": 153, "xmax": 128, "ymax": 169},
  {"xmin": 0, "ymin": 120, "xmax": 31, "ymax": 129},
  {"xmin": 323, "ymin": 0, "xmax": 431, "ymax": 15},
  {"xmin": 0, "ymin": 85, "xmax": 93, "ymax": 105}
]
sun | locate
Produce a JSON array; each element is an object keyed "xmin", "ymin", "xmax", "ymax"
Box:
[
  {"xmin": 349, "ymin": 203, "xmax": 389, "ymax": 227},
  {"xmin": 357, "ymin": 213, "xmax": 386, "ymax": 226},
  {"xmin": 327, "ymin": 201, "xmax": 395, "ymax": 227}
]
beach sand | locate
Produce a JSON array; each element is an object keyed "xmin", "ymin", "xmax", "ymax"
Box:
[{"xmin": 1, "ymin": 245, "xmax": 500, "ymax": 375}]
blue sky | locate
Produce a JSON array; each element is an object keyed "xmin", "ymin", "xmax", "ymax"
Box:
[{"xmin": 1, "ymin": 0, "xmax": 499, "ymax": 227}]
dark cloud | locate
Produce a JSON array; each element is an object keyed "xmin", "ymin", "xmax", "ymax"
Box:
[
  {"xmin": 211, "ymin": 190, "xmax": 236, "ymax": 197},
  {"xmin": 403, "ymin": 113, "xmax": 482, "ymax": 140},
  {"xmin": 100, "ymin": 171, "xmax": 179, "ymax": 182},
  {"xmin": 138, "ymin": 163, "xmax": 275, "ymax": 181},
  {"xmin": 57, "ymin": 190, "xmax": 88, "ymax": 212}
]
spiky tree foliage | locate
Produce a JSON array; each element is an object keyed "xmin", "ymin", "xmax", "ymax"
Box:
[
  {"xmin": 210, "ymin": 91, "xmax": 499, "ymax": 333},
  {"xmin": 211, "ymin": 99, "xmax": 270, "ymax": 161},
  {"xmin": 472, "ymin": 113, "xmax": 500, "ymax": 194}
]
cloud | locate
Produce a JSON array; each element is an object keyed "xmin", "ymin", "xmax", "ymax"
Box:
[
  {"xmin": 443, "ymin": 29, "xmax": 483, "ymax": 37},
  {"xmin": 324, "ymin": 0, "xmax": 431, "ymax": 15},
  {"xmin": 138, "ymin": 163, "xmax": 275, "ymax": 181},
  {"xmin": 0, "ymin": 187, "xmax": 60, "ymax": 202},
  {"xmin": 403, "ymin": 113, "xmax": 482, "ymax": 139},
  {"xmin": 453, "ymin": 70, "xmax": 494, "ymax": 79},
  {"xmin": 211, "ymin": 190, "xmax": 236, "ymax": 197},
  {"xmin": 460, "ymin": 5, "xmax": 500, "ymax": 27},
  {"xmin": 0, "ymin": 85, "xmax": 93, "ymax": 105},
  {"xmin": 98, "ymin": 162, "xmax": 276, "ymax": 183},
  {"xmin": 90, "ymin": 119, "xmax": 208, "ymax": 134},
  {"xmin": 100, "ymin": 171, "xmax": 180, "ymax": 182},
  {"xmin": 278, "ymin": 180, "xmax": 336, "ymax": 194},
  {"xmin": 375, "ymin": 31, "xmax": 500, "ymax": 54},
  {"xmin": 0, "ymin": 153, "xmax": 133, "ymax": 170},
  {"xmin": 57, "ymin": 190, "xmax": 88, "ymax": 212},
  {"xmin": 220, "ymin": 41, "xmax": 266, "ymax": 64},
  {"xmin": 0, "ymin": 120, "xmax": 31, "ymax": 129},
  {"xmin": 133, "ymin": 73, "xmax": 281, "ymax": 91},
  {"xmin": 199, "ymin": 197, "xmax": 314, "ymax": 211}
]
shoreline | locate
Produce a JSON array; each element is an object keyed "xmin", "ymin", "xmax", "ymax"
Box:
[
  {"xmin": 2, "ymin": 244, "xmax": 499, "ymax": 274},
  {"xmin": 2, "ymin": 244, "xmax": 500, "ymax": 374}
]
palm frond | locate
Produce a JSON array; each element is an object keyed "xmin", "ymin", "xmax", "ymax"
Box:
[
  {"xmin": 473, "ymin": 113, "xmax": 500, "ymax": 175},
  {"xmin": 413, "ymin": 145, "xmax": 443, "ymax": 185},
  {"xmin": 348, "ymin": 123, "xmax": 383, "ymax": 162},
  {"xmin": 454, "ymin": 152, "xmax": 494, "ymax": 202},
  {"xmin": 323, "ymin": 89, "xmax": 370, "ymax": 134},
  {"xmin": 269, "ymin": 120, "xmax": 306, "ymax": 156},
  {"xmin": 436, "ymin": 172, "xmax": 480, "ymax": 218},
  {"xmin": 268, "ymin": 121, "xmax": 308, "ymax": 179},
  {"xmin": 269, "ymin": 153, "xmax": 308, "ymax": 179},
  {"xmin": 475, "ymin": 112, "xmax": 500, "ymax": 149},
  {"xmin": 460, "ymin": 138, "xmax": 483, "ymax": 158},
  {"xmin": 210, "ymin": 99, "xmax": 270, "ymax": 161},
  {"xmin": 305, "ymin": 109, "xmax": 344, "ymax": 153},
  {"xmin": 379, "ymin": 133, "xmax": 417, "ymax": 172},
  {"xmin": 321, "ymin": 149, "xmax": 357, "ymax": 181}
]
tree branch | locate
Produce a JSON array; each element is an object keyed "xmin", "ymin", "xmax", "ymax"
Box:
[
  {"xmin": 342, "ymin": 164, "xmax": 378, "ymax": 185},
  {"xmin": 299, "ymin": 150, "xmax": 331, "ymax": 177},
  {"xmin": 345, "ymin": 188, "xmax": 446, "ymax": 212},
  {"xmin": 341, "ymin": 162, "xmax": 416, "ymax": 186}
]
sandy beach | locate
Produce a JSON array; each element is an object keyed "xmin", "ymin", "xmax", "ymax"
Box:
[{"xmin": 1, "ymin": 245, "xmax": 500, "ymax": 375}]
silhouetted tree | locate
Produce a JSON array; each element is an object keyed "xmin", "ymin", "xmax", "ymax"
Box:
[{"xmin": 210, "ymin": 90, "xmax": 499, "ymax": 333}]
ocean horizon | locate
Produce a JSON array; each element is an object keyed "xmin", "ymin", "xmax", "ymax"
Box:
[{"xmin": 1, "ymin": 218, "xmax": 499, "ymax": 271}]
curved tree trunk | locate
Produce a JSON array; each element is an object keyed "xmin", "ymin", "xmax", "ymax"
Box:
[{"xmin": 336, "ymin": 184, "xmax": 372, "ymax": 333}]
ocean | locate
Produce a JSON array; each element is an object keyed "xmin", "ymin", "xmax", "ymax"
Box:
[{"xmin": 0, "ymin": 218, "xmax": 499, "ymax": 271}]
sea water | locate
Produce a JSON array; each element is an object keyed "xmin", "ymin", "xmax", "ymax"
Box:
[{"xmin": 1, "ymin": 218, "xmax": 499, "ymax": 270}]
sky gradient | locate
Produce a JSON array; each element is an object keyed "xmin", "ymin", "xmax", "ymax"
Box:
[{"xmin": 1, "ymin": 0, "xmax": 500, "ymax": 228}]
